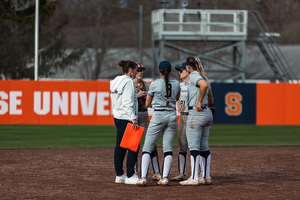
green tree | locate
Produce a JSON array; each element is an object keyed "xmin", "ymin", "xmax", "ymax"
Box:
[{"xmin": 0, "ymin": 0, "xmax": 83, "ymax": 79}]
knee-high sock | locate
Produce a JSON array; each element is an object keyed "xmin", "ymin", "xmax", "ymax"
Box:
[
  {"xmin": 190, "ymin": 150, "xmax": 200, "ymax": 180},
  {"xmin": 200, "ymin": 150, "xmax": 211, "ymax": 178},
  {"xmin": 178, "ymin": 152, "xmax": 187, "ymax": 174},
  {"xmin": 199, "ymin": 154, "xmax": 204, "ymax": 177},
  {"xmin": 150, "ymin": 150, "xmax": 160, "ymax": 173},
  {"xmin": 134, "ymin": 160, "xmax": 138, "ymax": 173},
  {"xmin": 141, "ymin": 152, "xmax": 151, "ymax": 179},
  {"xmin": 161, "ymin": 152, "xmax": 173, "ymax": 179}
]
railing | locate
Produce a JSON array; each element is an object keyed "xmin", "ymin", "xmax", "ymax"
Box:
[
  {"xmin": 152, "ymin": 9, "xmax": 248, "ymax": 39},
  {"xmin": 248, "ymin": 10, "xmax": 298, "ymax": 82}
]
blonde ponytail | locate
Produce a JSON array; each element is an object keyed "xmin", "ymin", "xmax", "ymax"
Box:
[
  {"xmin": 186, "ymin": 56, "xmax": 207, "ymax": 81},
  {"xmin": 194, "ymin": 57, "xmax": 207, "ymax": 81}
]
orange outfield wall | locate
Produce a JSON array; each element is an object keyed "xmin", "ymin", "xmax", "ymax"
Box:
[
  {"xmin": 1, "ymin": 80, "xmax": 300, "ymax": 125},
  {"xmin": 0, "ymin": 80, "xmax": 114, "ymax": 125},
  {"xmin": 256, "ymin": 83, "xmax": 300, "ymax": 125}
]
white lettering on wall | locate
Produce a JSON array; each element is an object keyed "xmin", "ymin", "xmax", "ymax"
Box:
[
  {"xmin": 52, "ymin": 92, "xmax": 68, "ymax": 115},
  {"xmin": 71, "ymin": 92, "xmax": 78, "ymax": 115},
  {"xmin": 9, "ymin": 91, "xmax": 22, "ymax": 115},
  {"xmin": 0, "ymin": 91, "xmax": 8, "ymax": 115},
  {"xmin": 97, "ymin": 92, "xmax": 109, "ymax": 115},
  {"xmin": 34, "ymin": 91, "xmax": 50, "ymax": 115},
  {"xmin": 80, "ymin": 92, "xmax": 96, "ymax": 115},
  {"xmin": 3, "ymin": 91, "xmax": 111, "ymax": 116}
]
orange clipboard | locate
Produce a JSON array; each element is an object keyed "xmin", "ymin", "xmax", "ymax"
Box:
[{"xmin": 120, "ymin": 123, "xmax": 144, "ymax": 152}]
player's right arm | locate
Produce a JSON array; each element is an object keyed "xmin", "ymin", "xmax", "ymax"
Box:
[{"xmin": 146, "ymin": 95, "xmax": 153, "ymax": 108}]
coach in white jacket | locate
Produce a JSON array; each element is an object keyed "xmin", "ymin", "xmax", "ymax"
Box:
[{"xmin": 110, "ymin": 60, "xmax": 139, "ymax": 185}]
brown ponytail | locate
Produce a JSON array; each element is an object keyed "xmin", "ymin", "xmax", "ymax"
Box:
[
  {"xmin": 118, "ymin": 60, "xmax": 137, "ymax": 74},
  {"xmin": 162, "ymin": 68, "xmax": 170, "ymax": 106}
]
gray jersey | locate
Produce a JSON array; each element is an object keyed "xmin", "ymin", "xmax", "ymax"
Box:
[
  {"xmin": 148, "ymin": 78, "xmax": 180, "ymax": 110},
  {"xmin": 188, "ymin": 71, "xmax": 210, "ymax": 107},
  {"xmin": 179, "ymin": 81, "xmax": 189, "ymax": 113}
]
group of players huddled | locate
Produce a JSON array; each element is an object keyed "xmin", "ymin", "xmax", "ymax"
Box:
[{"xmin": 110, "ymin": 56, "xmax": 215, "ymax": 186}]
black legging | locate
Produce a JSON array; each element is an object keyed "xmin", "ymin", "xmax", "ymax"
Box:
[{"xmin": 114, "ymin": 118, "xmax": 140, "ymax": 178}]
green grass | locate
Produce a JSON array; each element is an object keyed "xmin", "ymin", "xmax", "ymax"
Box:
[
  {"xmin": 210, "ymin": 125, "xmax": 300, "ymax": 146},
  {"xmin": 0, "ymin": 125, "xmax": 299, "ymax": 149}
]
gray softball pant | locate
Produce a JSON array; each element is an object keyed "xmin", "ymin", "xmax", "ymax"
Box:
[
  {"xmin": 138, "ymin": 111, "xmax": 158, "ymax": 152},
  {"xmin": 186, "ymin": 108, "xmax": 213, "ymax": 152},
  {"xmin": 142, "ymin": 110, "xmax": 177, "ymax": 153},
  {"xmin": 177, "ymin": 113, "xmax": 188, "ymax": 153},
  {"xmin": 138, "ymin": 111, "xmax": 150, "ymax": 139}
]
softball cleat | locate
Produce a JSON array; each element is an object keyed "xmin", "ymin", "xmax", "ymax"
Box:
[
  {"xmin": 198, "ymin": 176, "xmax": 206, "ymax": 185},
  {"xmin": 157, "ymin": 178, "xmax": 169, "ymax": 186},
  {"xmin": 136, "ymin": 178, "xmax": 147, "ymax": 186},
  {"xmin": 172, "ymin": 173, "xmax": 186, "ymax": 181},
  {"xmin": 152, "ymin": 172, "xmax": 162, "ymax": 181},
  {"xmin": 204, "ymin": 177, "xmax": 212, "ymax": 185},
  {"xmin": 179, "ymin": 177, "xmax": 200, "ymax": 186}
]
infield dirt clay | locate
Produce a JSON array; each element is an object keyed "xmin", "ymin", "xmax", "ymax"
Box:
[{"xmin": 1, "ymin": 147, "xmax": 299, "ymax": 199}]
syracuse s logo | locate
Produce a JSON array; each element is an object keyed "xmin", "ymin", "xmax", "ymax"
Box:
[{"xmin": 225, "ymin": 92, "xmax": 242, "ymax": 116}]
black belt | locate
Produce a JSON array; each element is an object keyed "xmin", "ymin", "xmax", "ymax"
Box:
[
  {"xmin": 188, "ymin": 106, "xmax": 207, "ymax": 110},
  {"xmin": 138, "ymin": 109, "xmax": 147, "ymax": 112},
  {"xmin": 180, "ymin": 112, "xmax": 189, "ymax": 115},
  {"xmin": 154, "ymin": 109, "xmax": 174, "ymax": 111}
]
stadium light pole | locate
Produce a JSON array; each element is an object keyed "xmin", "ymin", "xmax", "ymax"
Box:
[
  {"xmin": 34, "ymin": 0, "xmax": 39, "ymax": 80},
  {"xmin": 139, "ymin": 5, "xmax": 143, "ymax": 64}
]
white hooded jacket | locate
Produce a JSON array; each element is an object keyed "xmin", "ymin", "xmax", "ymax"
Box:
[{"xmin": 110, "ymin": 75, "xmax": 138, "ymax": 121}]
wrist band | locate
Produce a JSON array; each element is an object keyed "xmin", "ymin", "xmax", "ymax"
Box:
[{"xmin": 209, "ymin": 104, "xmax": 214, "ymax": 107}]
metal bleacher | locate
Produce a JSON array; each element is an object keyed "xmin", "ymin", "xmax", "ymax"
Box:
[{"xmin": 151, "ymin": 9, "xmax": 297, "ymax": 82}]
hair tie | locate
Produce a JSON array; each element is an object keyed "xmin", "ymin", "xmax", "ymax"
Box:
[{"xmin": 196, "ymin": 57, "xmax": 205, "ymax": 72}]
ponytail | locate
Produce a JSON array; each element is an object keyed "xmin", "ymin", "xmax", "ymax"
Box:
[
  {"xmin": 186, "ymin": 56, "xmax": 207, "ymax": 82},
  {"xmin": 195, "ymin": 59, "xmax": 207, "ymax": 81},
  {"xmin": 162, "ymin": 68, "xmax": 170, "ymax": 106},
  {"xmin": 118, "ymin": 60, "xmax": 137, "ymax": 74}
]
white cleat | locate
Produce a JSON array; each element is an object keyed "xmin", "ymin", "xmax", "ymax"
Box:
[
  {"xmin": 136, "ymin": 178, "xmax": 147, "ymax": 186},
  {"xmin": 157, "ymin": 178, "xmax": 169, "ymax": 186},
  {"xmin": 204, "ymin": 177, "xmax": 212, "ymax": 185},
  {"xmin": 152, "ymin": 172, "xmax": 162, "ymax": 181},
  {"xmin": 179, "ymin": 177, "xmax": 200, "ymax": 186},
  {"xmin": 198, "ymin": 175, "xmax": 206, "ymax": 185},
  {"xmin": 172, "ymin": 173, "xmax": 186, "ymax": 181}
]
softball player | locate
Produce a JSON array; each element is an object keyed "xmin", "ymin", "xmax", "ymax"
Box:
[
  {"xmin": 179, "ymin": 56, "xmax": 213, "ymax": 186},
  {"xmin": 133, "ymin": 63, "xmax": 161, "ymax": 181},
  {"xmin": 196, "ymin": 56, "xmax": 214, "ymax": 185},
  {"xmin": 172, "ymin": 63, "xmax": 190, "ymax": 181},
  {"xmin": 110, "ymin": 60, "xmax": 140, "ymax": 185},
  {"xmin": 136, "ymin": 60, "xmax": 180, "ymax": 186}
]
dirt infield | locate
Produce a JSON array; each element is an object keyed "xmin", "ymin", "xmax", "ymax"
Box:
[{"xmin": 1, "ymin": 147, "xmax": 300, "ymax": 200}]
